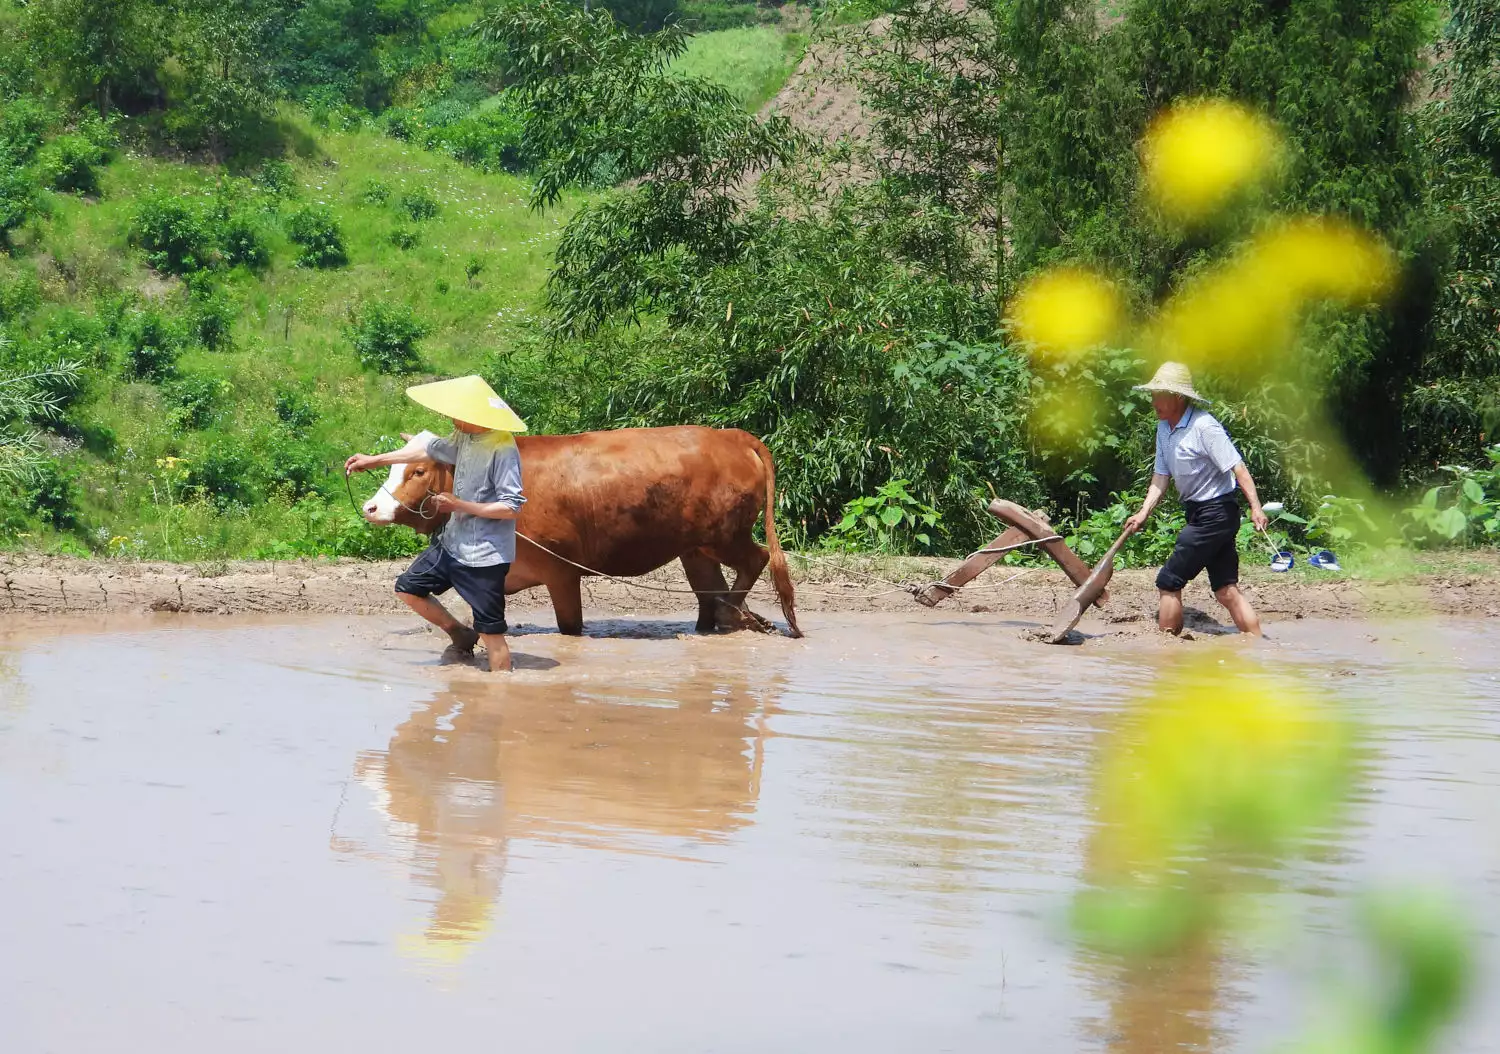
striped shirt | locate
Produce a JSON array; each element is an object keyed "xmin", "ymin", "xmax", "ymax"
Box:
[
  {"xmin": 1153, "ymin": 405, "xmax": 1243, "ymax": 503},
  {"xmin": 424, "ymin": 430, "xmax": 525, "ymax": 567}
]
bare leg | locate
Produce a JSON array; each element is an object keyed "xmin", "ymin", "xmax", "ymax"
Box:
[
  {"xmin": 1158, "ymin": 589, "xmax": 1185, "ymax": 634},
  {"xmin": 1214, "ymin": 584, "xmax": 1262, "ymax": 637},
  {"xmin": 480, "ymin": 632, "xmax": 512, "ymax": 672},
  {"xmin": 398, "ymin": 591, "xmax": 479, "ymax": 654}
]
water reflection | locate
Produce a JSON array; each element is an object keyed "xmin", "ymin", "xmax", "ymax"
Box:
[{"xmin": 346, "ymin": 669, "xmax": 779, "ymax": 958}]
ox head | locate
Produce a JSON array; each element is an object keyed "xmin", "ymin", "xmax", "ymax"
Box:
[{"xmin": 362, "ymin": 432, "xmax": 453, "ymax": 535}]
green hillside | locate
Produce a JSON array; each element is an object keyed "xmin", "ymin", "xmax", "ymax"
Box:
[{"xmin": 2, "ymin": 113, "xmax": 579, "ymax": 560}]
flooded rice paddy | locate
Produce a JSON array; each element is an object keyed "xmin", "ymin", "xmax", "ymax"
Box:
[{"xmin": 1, "ymin": 612, "xmax": 1497, "ymax": 1052}]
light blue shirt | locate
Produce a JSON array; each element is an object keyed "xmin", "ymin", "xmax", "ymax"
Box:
[
  {"xmin": 1153, "ymin": 405, "xmax": 1243, "ymax": 503},
  {"xmin": 425, "ymin": 430, "xmax": 525, "ymax": 567}
]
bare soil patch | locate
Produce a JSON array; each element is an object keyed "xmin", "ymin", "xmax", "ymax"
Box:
[{"xmin": 3, "ymin": 551, "xmax": 1498, "ymax": 631}]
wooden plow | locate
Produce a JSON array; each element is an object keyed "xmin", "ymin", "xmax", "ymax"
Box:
[{"xmin": 913, "ymin": 500, "xmax": 1111, "ymax": 638}]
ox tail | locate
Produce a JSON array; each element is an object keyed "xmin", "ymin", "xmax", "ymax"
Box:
[{"xmin": 752, "ymin": 436, "xmax": 803, "ymax": 639}]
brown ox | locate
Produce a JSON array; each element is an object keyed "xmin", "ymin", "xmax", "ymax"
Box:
[{"xmin": 362, "ymin": 425, "xmax": 802, "ymax": 637}]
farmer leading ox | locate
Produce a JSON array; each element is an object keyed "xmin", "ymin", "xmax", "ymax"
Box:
[
  {"xmin": 345, "ymin": 375, "xmax": 526, "ymax": 673},
  {"xmin": 346, "ymin": 376, "xmax": 802, "ymax": 669}
]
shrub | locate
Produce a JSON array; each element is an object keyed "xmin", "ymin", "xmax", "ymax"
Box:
[
  {"xmin": 286, "ymin": 204, "xmax": 348, "ymax": 268},
  {"xmin": 388, "ymin": 224, "xmax": 418, "ymax": 250},
  {"xmin": 348, "ymin": 300, "xmax": 427, "ymax": 374},
  {"xmin": 168, "ymin": 375, "xmax": 231, "ymax": 431},
  {"xmin": 0, "ymin": 96, "xmax": 55, "ymax": 164},
  {"xmin": 122, "ymin": 309, "xmax": 180, "ymax": 382},
  {"xmin": 262, "ymin": 437, "xmax": 325, "ymax": 499},
  {"xmin": 0, "ymin": 166, "xmax": 37, "ymax": 247},
  {"xmin": 36, "ymin": 134, "xmax": 106, "ymax": 195},
  {"xmin": 133, "ymin": 193, "xmax": 213, "ymax": 275},
  {"xmin": 0, "ymin": 333, "xmax": 86, "ymax": 421},
  {"xmin": 186, "ymin": 277, "xmax": 238, "ymax": 349},
  {"xmin": 22, "ymin": 458, "xmax": 81, "ymax": 530},
  {"xmin": 357, "ymin": 178, "xmax": 391, "ymax": 205},
  {"xmin": 220, "ymin": 211, "xmax": 270, "ymax": 271},
  {"xmin": 274, "ymin": 387, "xmax": 319, "ymax": 436},
  {"xmin": 254, "ymin": 159, "xmax": 299, "ymax": 198},
  {"xmin": 421, "ymin": 106, "xmax": 530, "ymax": 173},
  {"xmin": 398, "ymin": 187, "xmax": 439, "ymax": 221},
  {"xmin": 187, "ymin": 435, "xmax": 257, "ymax": 508},
  {"xmin": 0, "ymin": 268, "xmax": 41, "ymax": 323}
]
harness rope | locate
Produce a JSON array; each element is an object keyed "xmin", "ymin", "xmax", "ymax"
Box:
[{"xmin": 344, "ymin": 472, "xmax": 1053, "ymax": 605}]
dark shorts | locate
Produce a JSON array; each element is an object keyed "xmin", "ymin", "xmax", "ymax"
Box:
[
  {"xmin": 395, "ymin": 545, "xmax": 510, "ymax": 634},
  {"xmin": 1156, "ymin": 495, "xmax": 1242, "ymax": 594}
]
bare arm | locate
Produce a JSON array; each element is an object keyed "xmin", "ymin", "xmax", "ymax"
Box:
[
  {"xmin": 1124, "ymin": 473, "xmax": 1171, "ymax": 534},
  {"xmin": 1233, "ymin": 462, "xmax": 1268, "ymax": 530},
  {"xmin": 344, "ymin": 434, "xmax": 433, "ymax": 475}
]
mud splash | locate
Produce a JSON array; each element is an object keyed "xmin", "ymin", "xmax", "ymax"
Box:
[{"xmin": 1, "ymin": 613, "xmax": 1496, "ymax": 1052}]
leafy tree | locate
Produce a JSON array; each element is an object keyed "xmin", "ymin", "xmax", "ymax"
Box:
[
  {"xmin": 474, "ymin": 0, "xmax": 796, "ymax": 336},
  {"xmin": 166, "ymin": 0, "xmax": 280, "ymax": 157},
  {"xmin": 1410, "ymin": 0, "xmax": 1500, "ymax": 471},
  {"xmin": 22, "ymin": 0, "xmax": 166, "ymax": 116}
]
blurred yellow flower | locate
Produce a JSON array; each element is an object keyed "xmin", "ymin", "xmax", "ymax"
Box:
[
  {"xmin": 1011, "ymin": 267, "xmax": 1123, "ymax": 359},
  {"xmin": 1091, "ymin": 658, "xmax": 1351, "ymax": 875},
  {"xmin": 1148, "ymin": 218, "xmax": 1396, "ymax": 376},
  {"xmin": 1143, "ymin": 98, "xmax": 1283, "ymax": 223}
]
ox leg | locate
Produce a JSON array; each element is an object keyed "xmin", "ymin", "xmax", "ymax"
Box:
[
  {"xmin": 717, "ymin": 536, "xmax": 771, "ymax": 615},
  {"xmin": 547, "ymin": 575, "xmax": 585, "ymax": 636},
  {"xmin": 681, "ymin": 553, "xmax": 733, "ymax": 633}
]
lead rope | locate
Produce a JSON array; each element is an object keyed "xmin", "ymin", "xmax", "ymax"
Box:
[{"xmin": 344, "ymin": 473, "xmax": 1055, "ymax": 604}]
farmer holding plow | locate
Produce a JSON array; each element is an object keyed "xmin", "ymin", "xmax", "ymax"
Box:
[{"xmin": 1123, "ymin": 362, "xmax": 1268, "ymax": 637}]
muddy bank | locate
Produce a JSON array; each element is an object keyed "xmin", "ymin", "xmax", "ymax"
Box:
[{"xmin": 2, "ymin": 551, "xmax": 1498, "ymax": 627}]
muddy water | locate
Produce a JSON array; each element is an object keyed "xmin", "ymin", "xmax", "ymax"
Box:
[{"xmin": 1, "ymin": 612, "xmax": 1496, "ymax": 1053}]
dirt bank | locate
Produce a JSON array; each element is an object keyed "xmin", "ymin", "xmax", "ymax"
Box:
[{"xmin": 3, "ymin": 550, "xmax": 1498, "ymax": 628}]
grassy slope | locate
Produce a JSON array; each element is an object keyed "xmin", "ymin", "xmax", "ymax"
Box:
[
  {"xmin": 3, "ymin": 23, "xmax": 805, "ymax": 561},
  {"xmin": 670, "ymin": 25, "xmax": 806, "ymax": 111},
  {"xmin": 6, "ymin": 112, "xmax": 577, "ymax": 558}
]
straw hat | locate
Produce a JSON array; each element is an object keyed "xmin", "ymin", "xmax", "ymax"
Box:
[
  {"xmin": 405, "ymin": 375, "xmax": 527, "ymax": 433},
  {"xmin": 1133, "ymin": 361, "xmax": 1206, "ymax": 402}
]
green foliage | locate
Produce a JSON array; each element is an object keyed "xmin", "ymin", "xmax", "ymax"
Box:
[
  {"xmin": 20, "ymin": 457, "xmax": 82, "ymax": 529},
  {"xmin": 254, "ymin": 159, "xmax": 299, "ymax": 198},
  {"xmin": 219, "ymin": 210, "xmax": 270, "ymax": 271},
  {"xmin": 348, "ymin": 299, "xmax": 427, "ymax": 374},
  {"xmin": 0, "ymin": 166, "xmax": 37, "ymax": 247},
  {"xmin": 122, "ymin": 308, "xmax": 180, "ymax": 381},
  {"xmin": 285, "ymin": 204, "xmax": 348, "ymax": 268},
  {"xmin": 186, "ymin": 277, "xmax": 238, "ymax": 349},
  {"xmin": 1063, "ymin": 491, "xmax": 1185, "ymax": 568},
  {"xmin": 357, "ymin": 178, "xmax": 390, "ymax": 205},
  {"xmin": 186, "ymin": 433, "xmax": 255, "ymax": 508},
  {"xmin": 35, "ymin": 133, "xmax": 106, "ymax": 195},
  {"xmin": 1404, "ymin": 447, "xmax": 1500, "ymax": 545},
  {"xmin": 388, "ymin": 224, "xmax": 419, "ymax": 250},
  {"xmin": 397, "ymin": 186, "xmax": 439, "ymax": 221},
  {"xmin": 20, "ymin": 0, "xmax": 166, "ymax": 116},
  {"xmin": 167, "ymin": 374, "xmax": 230, "ymax": 430},
  {"xmin": 826, "ymin": 479, "xmax": 940, "ymax": 552},
  {"xmin": 273, "ymin": 387, "xmax": 319, "ymax": 437},
  {"xmin": 0, "ymin": 337, "xmax": 82, "ymax": 481},
  {"xmin": 132, "ymin": 192, "xmax": 213, "ymax": 274},
  {"xmin": 0, "ymin": 96, "xmax": 58, "ymax": 163}
]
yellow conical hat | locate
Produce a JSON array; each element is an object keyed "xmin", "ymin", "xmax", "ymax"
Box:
[{"xmin": 405, "ymin": 375, "xmax": 527, "ymax": 433}]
